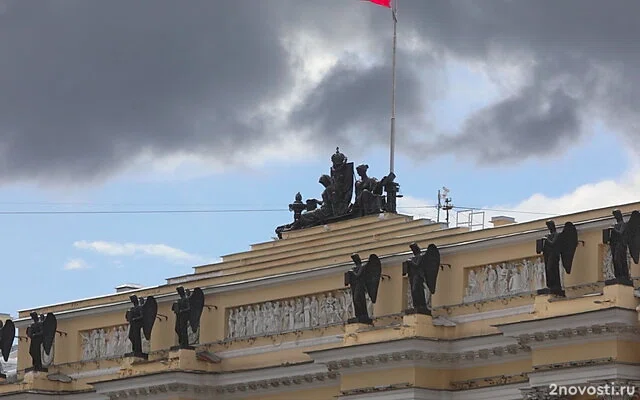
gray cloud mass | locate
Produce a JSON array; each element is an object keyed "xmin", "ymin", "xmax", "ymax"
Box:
[{"xmin": 0, "ymin": 0, "xmax": 638, "ymax": 184}]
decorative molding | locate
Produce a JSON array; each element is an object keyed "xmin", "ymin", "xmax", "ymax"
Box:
[
  {"xmin": 447, "ymin": 305, "xmax": 535, "ymax": 324},
  {"xmin": 216, "ymin": 334, "xmax": 342, "ymax": 359},
  {"xmin": 496, "ymin": 309, "xmax": 640, "ymax": 351},
  {"xmin": 92, "ymin": 364, "xmax": 339, "ymax": 400},
  {"xmin": 337, "ymin": 384, "xmax": 531, "ymax": 400},
  {"xmin": 515, "ymin": 324, "xmax": 640, "ymax": 351},
  {"xmin": 463, "ymin": 257, "xmax": 545, "ymax": 303},
  {"xmin": 68, "ymin": 366, "xmax": 121, "ymax": 380},
  {"xmin": 308, "ymin": 337, "xmax": 530, "ymax": 373},
  {"xmin": 451, "ymin": 372, "xmax": 528, "ymax": 390},
  {"xmin": 226, "ymin": 288, "xmax": 372, "ymax": 339},
  {"xmin": 527, "ymin": 361, "xmax": 640, "ymax": 388}
]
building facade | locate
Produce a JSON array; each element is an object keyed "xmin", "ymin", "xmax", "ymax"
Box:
[{"xmin": 1, "ymin": 203, "xmax": 640, "ymax": 399}]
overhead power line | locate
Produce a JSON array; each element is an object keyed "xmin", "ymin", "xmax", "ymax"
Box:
[{"xmin": 0, "ymin": 205, "xmax": 557, "ymax": 216}]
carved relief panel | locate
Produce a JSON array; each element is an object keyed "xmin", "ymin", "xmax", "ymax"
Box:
[
  {"xmin": 226, "ymin": 288, "xmax": 373, "ymax": 339},
  {"xmin": 463, "ymin": 257, "xmax": 547, "ymax": 303},
  {"xmin": 80, "ymin": 324, "xmax": 150, "ymax": 361}
]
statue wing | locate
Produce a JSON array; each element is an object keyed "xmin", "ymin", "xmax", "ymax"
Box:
[
  {"xmin": 421, "ymin": 244, "xmax": 441, "ymax": 294},
  {"xmin": 624, "ymin": 210, "xmax": 640, "ymax": 264},
  {"xmin": 363, "ymin": 254, "xmax": 382, "ymax": 303},
  {"xmin": 189, "ymin": 288, "xmax": 205, "ymax": 332},
  {"xmin": 558, "ymin": 222, "xmax": 579, "ymax": 274},
  {"xmin": 42, "ymin": 313, "xmax": 57, "ymax": 356},
  {"xmin": 142, "ymin": 296, "xmax": 158, "ymax": 341},
  {"xmin": 0, "ymin": 320, "xmax": 15, "ymax": 362}
]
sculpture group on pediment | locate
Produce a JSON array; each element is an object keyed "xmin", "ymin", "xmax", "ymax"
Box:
[
  {"xmin": 463, "ymin": 257, "xmax": 547, "ymax": 303},
  {"xmin": 81, "ymin": 325, "xmax": 150, "ymax": 361},
  {"xmin": 275, "ymin": 148, "xmax": 401, "ymax": 238},
  {"xmin": 226, "ymin": 289, "xmax": 372, "ymax": 339}
]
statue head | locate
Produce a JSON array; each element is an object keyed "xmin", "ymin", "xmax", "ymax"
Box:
[
  {"xmin": 409, "ymin": 242, "xmax": 421, "ymax": 256},
  {"xmin": 546, "ymin": 220, "xmax": 556, "ymax": 233},
  {"xmin": 331, "ymin": 147, "xmax": 347, "ymax": 167},
  {"xmin": 30, "ymin": 311, "xmax": 38, "ymax": 322},
  {"xmin": 176, "ymin": 286, "xmax": 186, "ymax": 298},
  {"xmin": 356, "ymin": 164, "xmax": 369, "ymax": 177},
  {"xmin": 129, "ymin": 295, "xmax": 139, "ymax": 306},
  {"xmin": 319, "ymin": 174, "xmax": 332, "ymax": 187},
  {"xmin": 613, "ymin": 209, "xmax": 624, "ymax": 222},
  {"xmin": 294, "ymin": 192, "xmax": 302, "ymax": 202},
  {"xmin": 351, "ymin": 253, "xmax": 362, "ymax": 265}
]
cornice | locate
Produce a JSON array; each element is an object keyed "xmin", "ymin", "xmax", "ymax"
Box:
[
  {"xmin": 336, "ymin": 383, "xmax": 530, "ymax": 400},
  {"xmin": 527, "ymin": 361, "xmax": 640, "ymax": 388},
  {"xmin": 495, "ymin": 307, "xmax": 640, "ymax": 349},
  {"xmin": 495, "ymin": 307, "xmax": 637, "ymax": 337},
  {"xmin": 307, "ymin": 336, "xmax": 530, "ymax": 372},
  {"xmin": 91, "ymin": 363, "xmax": 338, "ymax": 400}
]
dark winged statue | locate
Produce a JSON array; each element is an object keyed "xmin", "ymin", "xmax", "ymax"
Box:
[
  {"xmin": 26, "ymin": 312, "xmax": 56, "ymax": 372},
  {"xmin": 536, "ymin": 220, "xmax": 579, "ymax": 296},
  {"xmin": 125, "ymin": 295, "xmax": 157, "ymax": 358},
  {"xmin": 0, "ymin": 319, "xmax": 15, "ymax": 377},
  {"xmin": 603, "ymin": 209, "xmax": 640, "ymax": 286},
  {"xmin": 403, "ymin": 243, "xmax": 442, "ymax": 315},
  {"xmin": 344, "ymin": 253, "xmax": 381, "ymax": 324},
  {"xmin": 172, "ymin": 287, "xmax": 205, "ymax": 349}
]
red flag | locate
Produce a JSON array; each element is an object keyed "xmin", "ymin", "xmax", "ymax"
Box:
[{"xmin": 365, "ymin": 0, "xmax": 391, "ymax": 8}]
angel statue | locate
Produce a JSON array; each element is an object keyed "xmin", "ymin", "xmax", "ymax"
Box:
[
  {"xmin": 172, "ymin": 287, "xmax": 205, "ymax": 349},
  {"xmin": 0, "ymin": 318, "xmax": 14, "ymax": 378},
  {"xmin": 603, "ymin": 209, "xmax": 640, "ymax": 286},
  {"xmin": 125, "ymin": 295, "xmax": 157, "ymax": 359},
  {"xmin": 26, "ymin": 312, "xmax": 56, "ymax": 372},
  {"xmin": 536, "ymin": 220, "xmax": 579, "ymax": 297},
  {"xmin": 344, "ymin": 253, "xmax": 381, "ymax": 325},
  {"xmin": 403, "ymin": 243, "xmax": 443, "ymax": 315}
]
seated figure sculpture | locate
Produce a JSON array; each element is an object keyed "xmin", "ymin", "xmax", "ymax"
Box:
[
  {"xmin": 289, "ymin": 174, "xmax": 337, "ymax": 230},
  {"xmin": 353, "ymin": 164, "xmax": 383, "ymax": 216}
]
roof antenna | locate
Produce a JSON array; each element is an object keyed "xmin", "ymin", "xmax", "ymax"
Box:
[{"xmin": 437, "ymin": 187, "xmax": 453, "ymax": 226}]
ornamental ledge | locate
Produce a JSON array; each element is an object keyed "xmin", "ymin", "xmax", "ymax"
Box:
[
  {"xmin": 324, "ymin": 345, "xmax": 530, "ymax": 371},
  {"xmin": 515, "ymin": 323, "xmax": 640, "ymax": 346},
  {"xmin": 213, "ymin": 371, "xmax": 339, "ymax": 395},
  {"xmin": 104, "ymin": 372, "xmax": 339, "ymax": 399}
]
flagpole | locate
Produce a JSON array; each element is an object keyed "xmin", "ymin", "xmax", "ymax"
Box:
[{"xmin": 389, "ymin": 0, "xmax": 397, "ymax": 174}]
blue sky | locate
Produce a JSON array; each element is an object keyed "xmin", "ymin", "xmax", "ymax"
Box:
[{"xmin": 1, "ymin": 1, "xmax": 639, "ymax": 316}]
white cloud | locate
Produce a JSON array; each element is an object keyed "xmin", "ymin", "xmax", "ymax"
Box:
[
  {"xmin": 63, "ymin": 258, "xmax": 91, "ymax": 271},
  {"xmin": 397, "ymin": 164, "xmax": 640, "ymax": 229},
  {"xmin": 73, "ymin": 241, "xmax": 212, "ymax": 265}
]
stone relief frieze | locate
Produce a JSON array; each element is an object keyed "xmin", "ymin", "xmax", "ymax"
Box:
[
  {"xmin": 226, "ymin": 288, "xmax": 373, "ymax": 339},
  {"xmin": 463, "ymin": 257, "xmax": 547, "ymax": 303},
  {"xmin": 81, "ymin": 325, "xmax": 150, "ymax": 361}
]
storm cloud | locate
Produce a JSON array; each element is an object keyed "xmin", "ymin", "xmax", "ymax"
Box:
[{"xmin": 0, "ymin": 0, "xmax": 639, "ymax": 184}]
